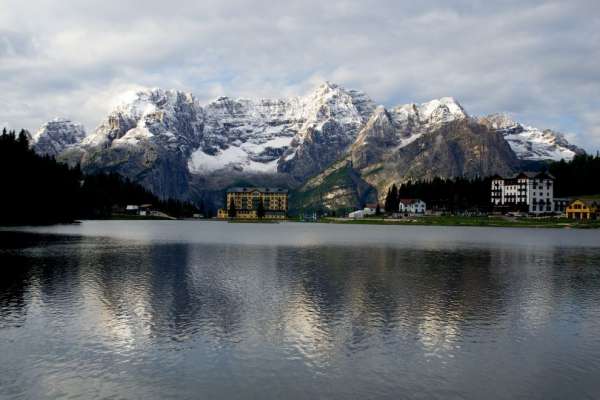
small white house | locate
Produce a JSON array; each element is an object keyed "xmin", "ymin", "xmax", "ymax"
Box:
[
  {"xmin": 399, "ymin": 199, "xmax": 426, "ymax": 215},
  {"xmin": 348, "ymin": 210, "xmax": 365, "ymax": 219},
  {"xmin": 348, "ymin": 206, "xmax": 377, "ymax": 219}
]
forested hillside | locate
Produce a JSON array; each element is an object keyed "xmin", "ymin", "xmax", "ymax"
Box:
[
  {"xmin": 0, "ymin": 129, "xmax": 199, "ymax": 225},
  {"xmin": 387, "ymin": 154, "xmax": 600, "ymax": 212}
]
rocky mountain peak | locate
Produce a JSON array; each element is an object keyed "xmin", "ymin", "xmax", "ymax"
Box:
[
  {"xmin": 81, "ymin": 88, "xmax": 203, "ymax": 150},
  {"xmin": 35, "ymin": 83, "xmax": 586, "ymax": 209},
  {"xmin": 392, "ymin": 97, "xmax": 467, "ymax": 126},
  {"xmin": 479, "ymin": 113, "xmax": 585, "ymax": 161},
  {"xmin": 31, "ymin": 118, "xmax": 86, "ymax": 157},
  {"xmin": 300, "ymin": 81, "xmax": 376, "ymax": 125},
  {"xmin": 479, "ymin": 113, "xmax": 519, "ymax": 131}
]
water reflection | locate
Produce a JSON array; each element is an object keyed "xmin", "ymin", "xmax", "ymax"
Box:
[{"xmin": 1, "ymin": 227, "xmax": 600, "ymax": 399}]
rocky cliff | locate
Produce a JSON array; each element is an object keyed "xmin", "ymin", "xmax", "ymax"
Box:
[{"xmin": 32, "ymin": 82, "xmax": 585, "ymax": 211}]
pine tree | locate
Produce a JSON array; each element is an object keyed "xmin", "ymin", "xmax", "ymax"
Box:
[
  {"xmin": 390, "ymin": 184, "xmax": 399, "ymax": 211},
  {"xmin": 256, "ymin": 198, "xmax": 265, "ymax": 219},
  {"xmin": 228, "ymin": 198, "xmax": 237, "ymax": 219},
  {"xmin": 384, "ymin": 187, "xmax": 392, "ymax": 213},
  {"xmin": 17, "ymin": 129, "xmax": 29, "ymax": 152}
]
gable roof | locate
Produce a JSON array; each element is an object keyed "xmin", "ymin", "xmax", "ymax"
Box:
[
  {"xmin": 507, "ymin": 171, "xmax": 555, "ymax": 180},
  {"xmin": 227, "ymin": 187, "xmax": 288, "ymax": 194},
  {"xmin": 570, "ymin": 198, "xmax": 599, "ymax": 208},
  {"xmin": 399, "ymin": 198, "xmax": 424, "ymax": 205}
]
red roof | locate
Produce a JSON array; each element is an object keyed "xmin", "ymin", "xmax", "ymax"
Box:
[{"xmin": 399, "ymin": 198, "xmax": 421, "ymax": 205}]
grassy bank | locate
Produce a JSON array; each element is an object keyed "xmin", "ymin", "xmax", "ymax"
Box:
[{"xmin": 321, "ymin": 215, "xmax": 600, "ymax": 229}]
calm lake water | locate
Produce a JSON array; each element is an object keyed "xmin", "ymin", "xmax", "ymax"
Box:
[{"xmin": 1, "ymin": 221, "xmax": 600, "ymax": 399}]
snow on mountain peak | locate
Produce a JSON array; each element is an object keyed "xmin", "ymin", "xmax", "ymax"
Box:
[
  {"xmin": 81, "ymin": 88, "xmax": 202, "ymax": 149},
  {"xmin": 479, "ymin": 113, "xmax": 584, "ymax": 161},
  {"xmin": 187, "ymin": 82, "xmax": 376, "ymax": 175},
  {"xmin": 390, "ymin": 97, "xmax": 467, "ymax": 127},
  {"xmin": 35, "ymin": 83, "xmax": 585, "ymax": 180},
  {"xmin": 31, "ymin": 118, "xmax": 86, "ymax": 157}
]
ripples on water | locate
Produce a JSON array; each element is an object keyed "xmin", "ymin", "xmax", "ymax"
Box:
[{"xmin": 1, "ymin": 221, "xmax": 600, "ymax": 399}]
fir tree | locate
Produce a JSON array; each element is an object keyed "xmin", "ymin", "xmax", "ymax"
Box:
[
  {"xmin": 384, "ymin": 187, "xmax": 392, "ymax": 213},
  {"xmin": 256, "ymin": 198, "xmax": 265, "ymax": 219},
  {"xmin": 228, "ymin": 198, "xmax": 237, "ymax": 219},
  {"xmin": 390, "ymin": 184, "xmax": 399, "ymax": 211}
]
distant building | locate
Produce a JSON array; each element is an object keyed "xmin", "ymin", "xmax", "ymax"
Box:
[
  {"xmin": 553, "ymin": 198, "xmax": 571, "ymax": 215},
  {"xmin": 566, "ymin": 199, "xmax": 598, "ymax": 220},
  {"xmin": 491, "ymin": 172, "xmax": 555, "ymax": 214},
  {"xmin": 348, "ymin": 206, "xmax": 377, "ymax": 219},
  {"xmin": 125, "ymin": 205, "xmax": 139, "ymax": 214},
  {"xmin": 398, "ymin": 198, "xmax": 426, "ymax": 215},
  {"xmin": 138, "ymin": 204, "xmax": 153, "ymax": 217},
  {"xmin": 218, "ymin": 187, "xmax": 288, "ymax": 219},
  {"xmin": 125, "ymin": 204, "xmax": 153, "ymax": 216}
]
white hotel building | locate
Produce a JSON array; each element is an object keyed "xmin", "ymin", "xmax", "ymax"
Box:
[{"xmin": 491, "ymin": 172, "xmax": 555, "ymax": 214}]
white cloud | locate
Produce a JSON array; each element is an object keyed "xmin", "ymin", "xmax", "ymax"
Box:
[{"xmin": 0, "ymin": 0, "xmax": 598, "ymax": 152}]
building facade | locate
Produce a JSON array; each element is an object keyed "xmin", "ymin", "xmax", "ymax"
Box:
[
  {"xmin": 398, "ymin": 199, "xmax": 427, "ymax": 215},
  {"xmin": 348, "ymin": 207, "xmax": 376, "ymax": 219},
  {"xmin": 491, "ymin": 172, "xmax": 555, "ymax": 214},
  {"xmin": 553, "ymin": 198, "xmax": 571, "ymax": 215},
  {"xmin": 566, "ymin": 199, "xmax": 598, "ymax": 220},
  {"xmin": 218, "ymin": 187, "xmax": 288, "ymax": 219}
]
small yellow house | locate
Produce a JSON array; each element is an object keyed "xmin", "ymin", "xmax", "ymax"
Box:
[{"xmin": 566, "ymin": 199, "xmax": 598, "ymax": 220}]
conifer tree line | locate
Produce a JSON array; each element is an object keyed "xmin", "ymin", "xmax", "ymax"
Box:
[
  {"xmin": 382, "ymin": 154, "xmax": 600, "ymax": 213},
  {"xmin": 548, "ymin": 154, "xmax": 600, "ymax": 197},
  {"xmin": 0, "ymin": 129, "xmax": 199, "ymax": 225},
  {"xmin": 385, "ymin": 177, "xmax": 492, "ymax": 212}
]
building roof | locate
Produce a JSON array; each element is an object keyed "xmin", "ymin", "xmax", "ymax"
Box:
[
  {"xmin": 504, "ymin": 171, "xmax": 555, "ymax": 180},
  {"xmin": 399, "ymin": 198, "xmax": 424, "ymax": 205},
  {"xmin": 570, "ymin": 198, "xmax": 599, "ymax": 208},
  {"xmin": 227, "ymin": 187, "xmax": 289, "ymax": 194}
]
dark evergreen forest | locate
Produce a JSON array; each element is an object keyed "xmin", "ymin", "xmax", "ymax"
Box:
[
  {"xmin": 394, "ymin": 177, "xmax": 492, "ymax": 212},
  {"xmin": 548, "ymin": 154, "xmax": 600, "ymax": 197},
  {"xmin": 0, "ymin": 129, "xmax": 199, "ymax": 225},
  {"xmin": 386, "ymin": 154, "xmax": 600, "ymax": 212}
]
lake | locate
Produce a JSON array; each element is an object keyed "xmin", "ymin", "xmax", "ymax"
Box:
[{"xmin": 1, "ymin": 221, "xmax": 600, "ymax": 399}]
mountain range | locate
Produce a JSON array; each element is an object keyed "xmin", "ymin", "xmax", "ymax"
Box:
[{"xmin": 31, "ymin": 82, "xmax": 585, "ymax": 212}]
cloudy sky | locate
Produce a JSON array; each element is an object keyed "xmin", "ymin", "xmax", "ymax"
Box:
[{"xmin": 1, "ymin": 0, "xmax": 599, "ymax": 151}]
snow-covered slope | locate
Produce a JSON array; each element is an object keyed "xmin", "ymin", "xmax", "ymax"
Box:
[
  {"xmin": 82, "ymin": 88, "xmax": 203, "ymax": 150},
  {"xmin": 31, "ymin": 118, "xmax": 86, "ymax": 157},
  {"xmin": 35, "ymin": 83, "xmax": 585, "ymax": 203},
  {"xmin": 188, "ymin": 81, "xmax": 375, "ymax": 175},
  {"xmin": 351, "ymin": 97, "xmax": 468, "ymax": 163},
  {"xmin": 479, "ymin": 114, "xmax": 584, "ymax": 161}
]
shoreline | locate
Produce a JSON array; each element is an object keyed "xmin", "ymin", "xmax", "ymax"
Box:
[
  {"xmin": 318, "ymin": 216, "xmax": 600, "ymax": 229},
  {"xmin": 2, "ymin": 216, "xmax": 599, "ymax": 229}
]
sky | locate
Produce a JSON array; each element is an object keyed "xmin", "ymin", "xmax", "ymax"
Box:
[{"xmin": 1, "ymin": 0, "xmax": 599, "ymax": 152}]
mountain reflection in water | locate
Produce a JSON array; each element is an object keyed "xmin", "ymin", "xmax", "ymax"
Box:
[{"xmin": 1, "ymin": 222, "xmax": 600, "ymax": 399}]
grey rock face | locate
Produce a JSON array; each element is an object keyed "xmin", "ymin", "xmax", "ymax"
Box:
[
  {"xmin": 36, "ymin": 83, "xmax": 583, "ymax": 210},
  {"xmin": 31, "ymin": 118, "xmax": 86, "ymax": 157},
  {"xmin": 479, "ymin": 113, "xmax": 585, "ymax": 161}
]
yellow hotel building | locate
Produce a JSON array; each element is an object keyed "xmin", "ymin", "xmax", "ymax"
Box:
[
  {"xmin": 566, "ymin": 199, "xmax": 598, "ymax": 220},
  {"xmin": 217, "ymin": 187, "xmax": 288, "ymax": 219}
]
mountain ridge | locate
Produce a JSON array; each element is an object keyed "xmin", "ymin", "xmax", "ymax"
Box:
[{"xmin": 30, "ymin": 82, "xmax": 586, "ymax": 212}]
